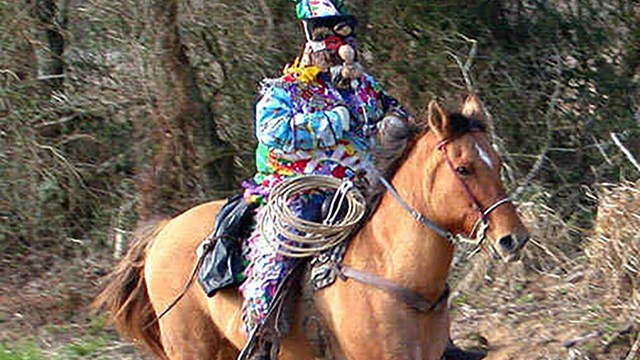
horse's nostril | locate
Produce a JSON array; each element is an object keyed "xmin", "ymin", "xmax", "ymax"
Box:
[{"xmin": 498, "ymin": 235, "xmax": 517, "ymax": 252}]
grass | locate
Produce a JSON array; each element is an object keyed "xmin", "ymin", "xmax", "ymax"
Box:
[
  {"xmin": 0, "ymin": 342, "xmax": 44, "ymax": 360},
  {"xmin": 60, "ymin": 337, "xmax": 106, "ymax": 359},
  {"xmin": 0, "ymin": 334, "xmax": 109, "ymax": 360}
]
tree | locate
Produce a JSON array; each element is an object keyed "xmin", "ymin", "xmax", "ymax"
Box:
[
  {"xmin": 29, "ymin": 0, "xmax": 68, "ymax": 94},
  {"xmin": 136, "ymin": 0, "xmax": 236, "ymax": 220}
]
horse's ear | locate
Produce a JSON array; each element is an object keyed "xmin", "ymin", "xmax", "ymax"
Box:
[
  {"xmin": 461, "ymin": 95, "xmax": 487, "ymax": 123},
  {"xmin": 427, "ymin": 100, "xmax": 449, "ymax": 139}
]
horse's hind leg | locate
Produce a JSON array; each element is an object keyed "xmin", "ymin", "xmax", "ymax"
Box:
[{"xmin": 158, "ymin": 295, "xmax": 239, "ymax": 360}]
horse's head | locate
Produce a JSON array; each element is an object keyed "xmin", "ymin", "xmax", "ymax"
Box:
[{"xmin": 419, "ymin": 96, "xmax": 529, "ymax": 262}]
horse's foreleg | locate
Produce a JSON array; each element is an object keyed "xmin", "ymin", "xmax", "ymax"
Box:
[{"xmin": 421, "ymin": 305, "xmax": 450, "ymax": 360}]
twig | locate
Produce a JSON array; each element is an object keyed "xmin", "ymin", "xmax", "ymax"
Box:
[
  {"xmin": 610, "ymin": 132, "xmax": 640, "ymax": 172},
  {"xmin": 34, "ymin": 142, "xmax": 86, "ymax": 187},
  {"xmin": 34, "ymin": 114, "xmax": 80, "ymax": 129},
  {"xmin": 592, "ymin": 135, "xmax": 613, "ymax": 166},
  {"xmin": 0, "ymin": 69, "xmax": 21, "ymax": 83},
  {"xmin": 563, "ymin": 330, "xmax": 602, "ymax": 348},
  {"xmin": 511, "ymin": 48, "xmax": 564, "ymax": 199},
  {"xmin": 446, "ymin": 34, "xmax": 498, "ymax": 122},
  {"xmin": 447, "ymin": 34, "xmax": 534, "ymax": 194},
  {"xmin": 111, "ymin": 198, "xmax": 136, "ymax": 259},
  {"xmin": 446, "ymin": 34, "xmax": 477, "ymax": 95},
  {"xmin": 86, "ymin": 342, "xmax": 137, "ymax": 358},
  {"xmin": 625, "ymin": 329, "xmax": 640, "ymax": 360},
  {"xmin": 513, "ymin": 72, "xmax": 563, "ymax": 199},
  {"xmin": 36, "ymin": 74, "xmax": 67, "ymax": 81}
]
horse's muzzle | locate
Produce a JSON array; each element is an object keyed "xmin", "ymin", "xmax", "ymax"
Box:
[{"xmin": 494, "ymin": 233, "xmax": 530, "ymax": 262}]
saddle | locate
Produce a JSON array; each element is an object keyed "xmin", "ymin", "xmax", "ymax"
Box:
[
  {"xmin": 197, "ymin": 191, "xmax": 349, "ymax": 297},
  {"xmin": 197, "ymin": 195, "xmax": 257, "ymax": 297}
]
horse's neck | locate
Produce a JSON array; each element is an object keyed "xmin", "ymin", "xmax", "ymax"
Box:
[{"xmin": 347, "ymin": 135, "xmax": 453, "ymax": 296}]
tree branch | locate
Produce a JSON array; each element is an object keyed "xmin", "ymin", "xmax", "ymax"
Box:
[
  {"xmin": 513, "ymin": 54, "xmax": 563, "ymax": 199},
  {"xmin": 446, "ymin": 34, "xmax": 496, "ymax": 131},
  {"xmin": 610, "ymin": 132, "xmax": 640, "ymax": 173}
]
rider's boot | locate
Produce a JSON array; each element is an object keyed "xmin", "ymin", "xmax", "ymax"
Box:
[{"xmin": 198, "ymin": 194, "xmax": 256, "ymax": 297}]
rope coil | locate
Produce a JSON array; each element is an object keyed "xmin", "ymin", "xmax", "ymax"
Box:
[{"xmin": 260, "ymin": 175, "xmax": 367, "ymax": 258}]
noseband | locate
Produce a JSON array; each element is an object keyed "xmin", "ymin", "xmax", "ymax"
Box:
[{"xmin": 337, "ymin": 132, "xmax": 512, "ymax": 313}]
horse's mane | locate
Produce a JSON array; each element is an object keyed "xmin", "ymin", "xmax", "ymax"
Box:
[{"xmin": 375, "ymin": 112, "xmax": 487, "ymax": 179}]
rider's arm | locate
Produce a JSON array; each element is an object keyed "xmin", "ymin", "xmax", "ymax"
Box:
[
  {"xmin": 364, "ymin": 74, "xmax": 412, "ymax": 122},
  {"xmin": 255, "ymin": 86, "xmax": 350, "ymax": 151}
]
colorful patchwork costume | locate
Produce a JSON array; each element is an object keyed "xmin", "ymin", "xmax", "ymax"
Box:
[{"xmin": 238, "ymin": 0, "xmax": 409, "ymax": 336}]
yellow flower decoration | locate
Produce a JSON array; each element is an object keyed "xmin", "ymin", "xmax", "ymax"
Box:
[{"xmin": 283, "ymin": 57, "xmax": 322, "ymax": 85}]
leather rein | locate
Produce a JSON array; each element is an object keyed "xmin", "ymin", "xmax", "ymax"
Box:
[{"xmin": 334, "ymin": 134, "xmax": 512, "ymax": 314}]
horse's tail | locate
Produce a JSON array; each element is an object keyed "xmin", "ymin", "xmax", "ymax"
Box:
[{"xmin": 93, "ymin": 219, "xmax": 171, "ymax": 360}]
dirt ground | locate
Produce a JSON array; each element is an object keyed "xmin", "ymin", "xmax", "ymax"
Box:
[
  {"xmin": 449, "ymin": 260, "xmax": 637, "ymax": 360},
  {"xmin": 0, "ymin": 248, "xmax": 145, "ymax": 360}
]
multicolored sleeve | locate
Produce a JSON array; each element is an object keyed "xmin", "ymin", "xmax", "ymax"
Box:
[
  {"xmin": 255, "ymin": 85, "xmax": 349, "ymax": 151},
  {"xmin": 364, "ymin": 74, "xmax": 412, "ymax": 121}
]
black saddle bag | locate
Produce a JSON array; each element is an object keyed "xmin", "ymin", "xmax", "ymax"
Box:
[{"xmin": 198, "ymin": 194, "xmax": 257, "ymax": 297}]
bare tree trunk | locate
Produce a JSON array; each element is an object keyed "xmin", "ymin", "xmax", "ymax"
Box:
[
  {"xmin": 29, "ymin": 0, "xmax": 67, "ymax": 93},
  {"xmin": 137, "ymin": 0, "xmax": 235, "ymax": 220}
]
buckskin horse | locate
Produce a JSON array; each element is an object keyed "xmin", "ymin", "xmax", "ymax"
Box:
[{"xmin": 95, "ymin": 97, "xmax": 530, "ymax": 360}]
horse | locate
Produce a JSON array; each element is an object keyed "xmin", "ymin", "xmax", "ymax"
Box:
[{"xmin": 95, "ymin": 96, "xmax": 530, "ymax": 360}]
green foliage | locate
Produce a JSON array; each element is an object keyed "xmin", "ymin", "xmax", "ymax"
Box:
[
  {"xmin": 60, "ymin": 338, "xmax": 105, "ymax": 359},
  {"xmin": 86, "ymin": 315, "xmax": 108, "ymax": 336},
  {"xmin": 0, "ymin": 342, "xmax": 45, "ymax": 360},
  {"xmin": 0, "ymin": 336, "xmax": 109, "ymax": 360}
]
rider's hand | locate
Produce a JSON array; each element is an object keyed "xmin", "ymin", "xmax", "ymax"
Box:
[
  {"xmin": 333, "ymin": 106, "xmax": 351, "ymax": 132},
  {"xmin": 377, "ymin": 113, "xmax": 404, "ymax": 133}
]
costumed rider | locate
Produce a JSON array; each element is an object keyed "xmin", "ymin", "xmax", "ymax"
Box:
[{"xmin": 237, "ymin": 0, "xmax": 411, "ymax": 357}]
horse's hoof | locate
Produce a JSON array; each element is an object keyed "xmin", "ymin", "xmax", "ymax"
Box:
[{"xmin": 443, "ymin": 347, "xmax": 487, "ymax": 360}]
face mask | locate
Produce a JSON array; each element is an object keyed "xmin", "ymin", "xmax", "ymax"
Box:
[{"xmin": 308, "ymin": 35, "xmax": 348, "ymax": 51}]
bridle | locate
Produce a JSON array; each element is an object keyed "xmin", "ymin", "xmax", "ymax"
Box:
[
  {"xmin": 375, "ymin": 133, "xmax": 511, "ymax": 249},
  {"xmin": 437, "ymin": 136, "xmax": 512, "ymax": 253},
  {"xmin": 336, "ymin": 131, "xmax": 513, "ymax": 313}
]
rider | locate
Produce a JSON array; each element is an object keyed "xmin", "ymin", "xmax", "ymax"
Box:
[{"xmin": 238, "ymin": 0, "xmax": 411, "ymax": 353}]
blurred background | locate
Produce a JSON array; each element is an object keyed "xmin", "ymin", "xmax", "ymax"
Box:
[{"xmin": 1, "ymin": 0, "xmax": 638, "ymax": 358}]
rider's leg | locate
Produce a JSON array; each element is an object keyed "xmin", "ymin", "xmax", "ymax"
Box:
[{"xmin": 239, "ymin": 191, "xmax": 326, "ymax": 358}]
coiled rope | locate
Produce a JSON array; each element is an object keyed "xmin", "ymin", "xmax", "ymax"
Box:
[{"xmin": 259, "ymin": 175, "xmax": 367, "ymax": 258}]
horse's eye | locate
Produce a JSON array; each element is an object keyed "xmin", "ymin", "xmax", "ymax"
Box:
[{"xmin": 456, "ymin": 166, "xmax": 472, "ymax": 176}]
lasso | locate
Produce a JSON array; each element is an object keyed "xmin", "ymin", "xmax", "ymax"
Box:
[{"xmin": 260, "ymin": 175, "xmax": 367, "ymax": 258}]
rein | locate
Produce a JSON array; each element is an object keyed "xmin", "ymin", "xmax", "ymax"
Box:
[
  {"xmin": 142, "ymin": 236, "xmax": 216, "ymax": 331},
  {"xmin": 334, "ymin": 133, "xmax": 512, "ymax": 314}
]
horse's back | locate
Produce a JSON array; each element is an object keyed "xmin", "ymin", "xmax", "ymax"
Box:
[
  {"xmin": 144, "ymin": 200, "xmax": 243, "ymax": 359},
  {"xmin": 145, "ymin": 200, "xmax": 224, "ymax": 294}
]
